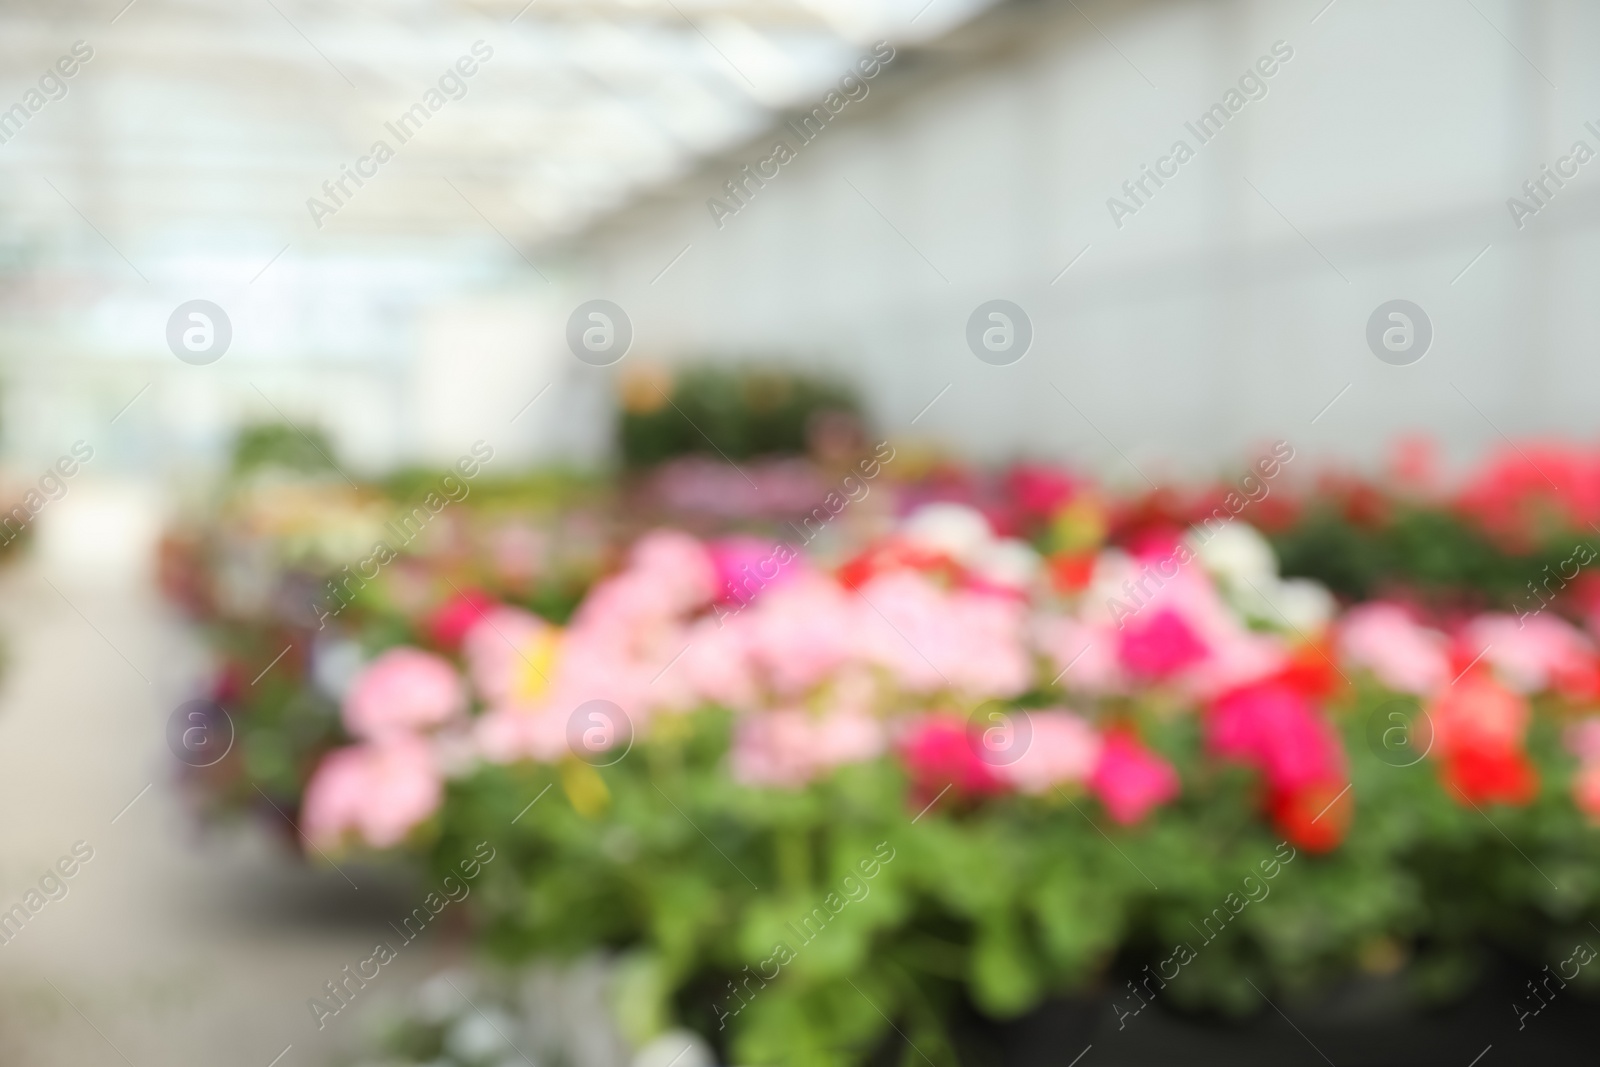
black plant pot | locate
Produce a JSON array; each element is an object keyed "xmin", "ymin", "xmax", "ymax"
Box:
[{"xmin": 945, "ymin": 960, "xmax": 1596, "ymax": 1067}]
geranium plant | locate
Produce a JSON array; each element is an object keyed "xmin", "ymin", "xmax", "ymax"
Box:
[{"xmin": 292, "ymin": 500, "xmax": 1600, "ymax": 1067}]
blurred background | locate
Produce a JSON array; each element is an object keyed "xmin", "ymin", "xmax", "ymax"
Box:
[{"xmin": 0, "ymin": 0, "xmax": 1596, "ymax": 1063}]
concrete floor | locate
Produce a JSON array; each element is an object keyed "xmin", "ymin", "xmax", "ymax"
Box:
[{"xmin": 0, "ymin": 558, "xmax": 454, "ymax": 1066}]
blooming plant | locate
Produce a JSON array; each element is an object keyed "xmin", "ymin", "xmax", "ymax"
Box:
[{"xmin": 282, "ymin": 499, "xmax": 1600, "ymax": 1067}]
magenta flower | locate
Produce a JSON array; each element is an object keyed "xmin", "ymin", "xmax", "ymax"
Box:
[
  {"xmin": 1118, "ymin": 608, "xmax": 1208, "ymax": 680},
  {"xmin": 1206, "ymin": 682, "xmax": 1345, "ymax": 793},
  {"xmin": 1004, "ymin": 463, "xmax": 1079, "ymax": 519},
  {"xmin": 900, "ymin": 713, "xmax": 1005, "ymax": 798},
  {"xmin": 1089, "ymin": 731, "xmax": 1179, "ymax": 825},
  {"xmin": 707, "ymin": 534, "xmax": 801, "ymax": 604}
]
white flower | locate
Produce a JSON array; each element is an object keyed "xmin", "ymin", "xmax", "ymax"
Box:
[
  {"xmin": 1238, "ymin": 577, "xmax": 1335, "ymax": 633},
  {"xmin": 633, "ymin": 1032, "xmax": 713, "ymax": 1067},
  {"xmin": 1190, "ymin": 522, "xmax": 1277, "ymax": 589},
  {"xmin": 901, "ymin": 503, "xmax": 992, "ymax": 562},
  {"xmin": 416, "ymin": 970, "xmax": 473, "ymax": 1024},
  {"xmin": 970, "ymin": 538, "xmax": 1041, "ymax": 590},
  {"xmin": 1274, "ymin": 578, "xmax": 1335, "ymax": 631},
  {"xmin": 1080, "ymin": 550, "xmax": 1139, "ymax": 626},
  {"xmin": 312, "ymin": 637, "xmax": 366, "ymax": 701},
  {"xmin": 446, "ymin": 1009, "xmax": 518, "ymax": 1062}
]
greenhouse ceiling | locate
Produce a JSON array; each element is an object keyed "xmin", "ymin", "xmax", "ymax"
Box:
[{"xmin": 0, "ymin": 0, "xmax": 995, "ymax": 256}]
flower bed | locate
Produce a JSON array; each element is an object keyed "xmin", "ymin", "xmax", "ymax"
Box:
[
  {"xmin": 290, "ymin": 483, "xmax": 1600, "ymax": 1067},
  {"xmin": 160, "ymin": 463, "xmax": 614, "ymax": 819}
]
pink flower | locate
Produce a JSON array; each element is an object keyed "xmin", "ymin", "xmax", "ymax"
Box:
[
  {"xmin": 1463, "ymin": 613, "xmax": 1593, "ymax": 693},
  {"xmin": 1183, "ymin": 626, "xmax": 1290, "ymax": 700},
  {"xmin": 730, "ymin": 711, "xmax": 815, "ymax": 787},
  {"xmin": 473, "ymin": 706, "xmax": 570, "ymax": 764},
  {"xmin": 302, "ymin": 737, "xmax": 442, "ymax": 848},
  {"xmin": 343, "ymin": 648, "xmax": 466, "ymax": 741},
  {"xmin": 550, "ymin": 532, "xmax": 713, "ymax": 682},
  {"xmin": 547, "ymin": 632, "xmax": 657, "ymax": 723},
  {"xmin": 677, "ymin": 616, "xmax": 758, "ymax": 709},
  {"xmin": 470, "ymin": 624, "xmax": 664, "ymax": 766},
  {"xmin": 1207, "ymin": 682, "xmax": 1345, "ymax": 793},
  {"xmin": 571, "ymin": 573, "xmax": 680, "ymax": 647},
  {"xmin": 730, "ymin": 707, "xmax": 886, "ymax": 788},
  {"xmin": 1574, "ymin": 762, "xmax": 1600, "ymax": 823},
  {"xmin": 627, "ymin": 529, "xmax": 719, "ymax": 612},
  {"xmin": 1090, "ymin": 731, "xmax": 1179, "ymax": 825},
  {"xmin": 650, "ymin": 457, "xmax": 827, "ymax": 517},
  {"xmin": 1034, "ymin": 615, "xmax": 1124, "ymax": 694},
  {"xmin": 859, "ymin": 571, "xmax": 1030, "ymax": 698},
  {"xmin": 1118, "ymin": 609, "xmax": 1208, "ymax": 680},
  {"xmin": 739, "ymin": 573, "xmax": 865, "ymax": 696},
  {"xmin": 462, "ymin": 607, "xmax": 558, "ymax": 706},
  {"xmin": 1338, "ymin": 603, "xmax": 1450, "ymax": 695},
  {"xmin": 1097, "ymin": 553, "xmax": 1286, "ymax": 697},
  {"xmin": 1566, "ymin": 716, "xmax": 1600, "ymax": 764},
  {"xmin": 994, "ymin": 711, "xmax": 1103, "ymax": 794},
  {"xmin": 813, "ymin": 706, "xmax": 885, "ymax": 767}
]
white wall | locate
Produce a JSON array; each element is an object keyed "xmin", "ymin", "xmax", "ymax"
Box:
[{"xmin": 559, "ymin": 0, "xmax": 1598, "ymax": 483}]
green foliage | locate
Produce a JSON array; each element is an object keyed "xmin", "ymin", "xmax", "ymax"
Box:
[
  {"xmin": 619, "ymin": 366, "xmax": 861, "ymax": 467},
  {"xmin": 1270, "ymin": 503, "xmax": 1581, "ymax": 609},
  {"xmin": 380, "ymin": 466, "xmax": 603, "ymax": 509},
  {"xmin": 230, "ymin": 421, "xmax": 338, "ymax": 475},
  {"xmin": 418, "ymin": 691, "xmax": 1600, "ymax": 1067}
]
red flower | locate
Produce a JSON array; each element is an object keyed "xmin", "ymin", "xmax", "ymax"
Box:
[
  {"xmin": 1428, "ymin": 672, "xmax": 1528, "ymax": 762},
  {"xmin": 1455, "ymin": 443, "xmax": 1600, "ymax": 548},
  {"xmin": 1124, "ymin": 526, "xmax": 1187, "ymax": 562},
  {"xmin": 1046, "ymin": 551, "xmax": 1096, "ymax": 594},
  {"xmin": 1118, "ymin": 609, "xmax": 1207, "ymax": 681},
  {"xmin": 1265, "ymin": 640, "xmax": 1343, "ymax": 702},
  {"xmin": 1246, "ymin": 491, "xmax": 1301, "ymax": 533},
  {"xmin": 1269, "ymin": 780, "xmax": 1350, "ymax": 853},
  {"xmin": 1332, "ymin": 478, "xmax": 1393, "ymax": 529},
  {"xmin": 1443, "ymin": 745, "xmax": 1539, "ymax": 806},
  {"xmin": 211, "ymin": 658, "xmax": 249, "ymax": 704},
  {"xmin": 425, "ymin": 589, "xmax": 496, "ymax": 651},
  {"xmin": 1425, "ymin": 672, "xmax": 1539, "ymax": 807},
  {"xmin": 838, "ymin": 539, "xmax": 956, "ymax": 591},
  {"xmin": 1553, "ymin": 655, "xmax": 1600, "ymax": 705}
]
